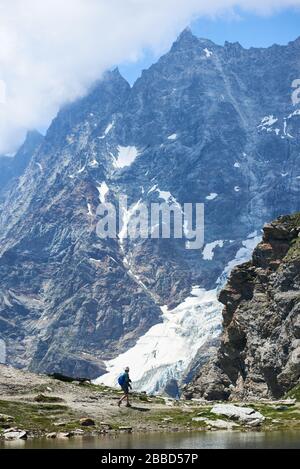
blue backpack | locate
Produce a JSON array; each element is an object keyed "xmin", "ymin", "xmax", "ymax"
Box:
[{"xmin": 118, "ymin": 373, "xmax": 126, "ymax": 386}]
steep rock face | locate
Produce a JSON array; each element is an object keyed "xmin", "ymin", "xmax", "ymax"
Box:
[
  {"xmin": 0, "ymin": 131, "xmax": 43, "ymax": 202},
  {"xmin": 184, "ymin": 213, "xmax": 300, "ymax": 400},
  {"xmin": 0, "ymin": 30, "xmax": 300, "ymax": 385},
  {"xmin": 0, "ymin": 71, "xmax": 162, "ymax": 377}
]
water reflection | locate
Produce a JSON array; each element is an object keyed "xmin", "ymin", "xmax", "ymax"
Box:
[{"xmin": 1, "ymin": 431, "xmax": 300, "ymax": 449}]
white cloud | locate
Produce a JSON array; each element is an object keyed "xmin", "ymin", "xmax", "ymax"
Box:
[{"xmin": 0, "ymin": 0, "xmax": 299, "ymax": 153}]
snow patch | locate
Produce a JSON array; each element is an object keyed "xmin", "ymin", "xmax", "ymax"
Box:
[
  {"xmin": 234, "ymin": 162, "xmax": 240, "ymax": 168},
  {"xmin": 283, "ymin": 119, "xmax": 287, "ymax": 135},
  {"xmin": 119, "ymin": 199, "xmax": 142, "ymax": 248},
  {"xmin": 234, "ymin": 186, "xmax": 240, "ymax": 192},
  {"xmin": 217, "ymin": 234, "xmax": 262, "ymax": 286},
  {"xmin": 88, "ymin": 158, "xmax": 98, "ymax": 168},
  {"xmin": 203, "ymin": 48, "xmax": 213, "ymax": 57},
  {"xmin": 87, "ymin": 203, "xmax": 93, "ymax": 216},
  {"xmin": 114, "ymin": 146, "xmax": 140, "ymax": 168},
  {"xmin": 89, "ymin": 257, "xmax": 101, "ymax": 265},
  {"xmin": 77, "ymin": 166, "xmax": 85, "ymax": 174},
  {"xmin": 148, "ymin": 185, "xmax": 157, "ymax": 194},
  {"xmin": 287, "ymin": 109, "xmax": 300, "ymax": 119},
  {"xmin": 97, "ymin": 182, "xmax": 109, "ymax": 204},
  {"xmin": 157, "ymin": 190, "xmax": 173, "ymax": 202},
  {"xmin": 202, "ymin": 240, "xmax": 224, "ymax": 260},
  {"xmin": 104, "ymin": 122, "xmax": 114, "ymax": 135},
  {"xmin": 258, "ymin": 115, "xmax": 278, "ymax": 128},
  {"xmin": 206, "ymin": 193, "xmax": 218, "ymax": 201},
  {"xmin": 148, "ymin": 185, "xmax": 177, "ymax": 204},
  {"xmin": 2, "ymin": 293, "xmax": 13, "ymax": 308},
  {"xmin": 247, "ymin": 230, "xmax": 258, "ymax": 239},
  {"xmin": 98, "ymin": 122, "xmax": 114, "ymax": 139},
  {"xmin": 167, "ymin": 133, "xmax": 177, "ymax": 140}
]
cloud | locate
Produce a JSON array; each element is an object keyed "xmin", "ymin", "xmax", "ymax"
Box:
[{"xmin": 0, "ymin": 0, "xmax": 300, "ymax": 154}]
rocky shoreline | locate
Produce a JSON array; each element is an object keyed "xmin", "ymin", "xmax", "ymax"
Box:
[{"xmin": 1, "ymin": 365, "xmax": 299, "ymax": 442}]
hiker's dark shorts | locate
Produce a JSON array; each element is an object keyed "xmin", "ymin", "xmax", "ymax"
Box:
[{"xmin": 121, "ymin": 385, "xmax": 129, "ymax": 394}]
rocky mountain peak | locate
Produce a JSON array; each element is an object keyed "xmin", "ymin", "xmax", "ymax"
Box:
[
  {"xmin": 102, "ymin": 67, "xmax": 129, "ymax": 86},
  {"xmin": 224, "ymin": 40, "xmax": 243, "ymax": 49},
  {"xmin": 171, "ymin": 27, "xmax": 200, "ymax": 50},
  {"xmin": 289, "ymin": 35, "xmax": 300, "ymax": 48}
]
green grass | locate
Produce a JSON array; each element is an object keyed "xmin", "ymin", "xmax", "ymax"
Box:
[
  {"xmin": 286, "ymin": 385, "xmax": 300, "ymax": 401},
  {"xmin": 137, "ymin": 394, "xmax": 151, "ymax": 403},
  {"xmin": 279, "ymin": 212, "xmax": 300, "ymax": 230},
  {"xmin": 34, "ymin": 394, "xmax": 64, "ymax": 403},
  {"xmin": 78, "ymin": 382, "xmax": 116, "ymax": 394},
  {"xmin": 0, "ymin": 400, "xmax": 77, "ymax": 433},
  {"xmin": 285, "ymin": 236, "xmax": 300, "ymax": 260},
  {"xmin": 279, "ymin": 212, "xmax": 300, "ymax": 261},
  {"xmin": 143, "ymin": 407, "xmax": 217, "ymax": 429},
  {"xmin": 250, "ymin": 403, "xmax": 300, "ymax": 430}
]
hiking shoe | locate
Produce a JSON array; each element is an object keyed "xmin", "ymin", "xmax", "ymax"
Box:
[{"xmin": 125, "ymin": 403, "xmax": 132, "ymax": 408}]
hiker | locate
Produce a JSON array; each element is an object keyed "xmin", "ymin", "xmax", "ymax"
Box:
[{"xmin": 118, "ymin": 366, "xmax": 132, "ymax": 407}]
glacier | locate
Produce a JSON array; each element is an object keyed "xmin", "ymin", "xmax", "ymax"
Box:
[{"xmin": 94, "ymin": 287, "xmax": 223, "ymax": 394}]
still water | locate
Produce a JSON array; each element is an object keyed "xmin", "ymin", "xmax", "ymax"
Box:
[{"xmin": 1, "ymin": 431, "xmax": 300, "ymax": 449}]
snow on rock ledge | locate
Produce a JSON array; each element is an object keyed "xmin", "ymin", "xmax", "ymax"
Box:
[{"xmin": 114, "ymin": 146, "xmax": 140, "ymax": 168}]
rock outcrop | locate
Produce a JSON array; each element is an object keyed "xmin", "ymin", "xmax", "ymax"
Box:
[
  {"xmin": 184, "ymin": 213, "xmax": 300, "ymax": 400},
  {"xmin": 0, "ymin": 131, "xmax": 43, "ymax": 203},
  {"xmin": 210, "ymin": 404, "xmax": 265, "ymax": 425}
]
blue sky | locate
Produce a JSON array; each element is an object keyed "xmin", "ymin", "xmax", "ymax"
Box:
[{"xmin": 119, "ymin": 8, "xmax": 300, "ymax": 85}]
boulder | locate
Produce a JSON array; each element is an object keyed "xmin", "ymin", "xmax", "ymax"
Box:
[
  {"xmin": 79, "ymin": 417, "xmax": 95, "ymax": 427},
  {"xmin": 34, "ymin": 394, "xmax": 63, "ymax": 403},
  {"xmin": 0, "ymin": 414, "xmax": 14, "ymax": 424},
  {"xmin": 211, "ymin": 404, "xmax": 265, "ymax": 424},
  {"xmin": 118, "ymin": 426, "xmax": 133, "ymax": 432},
  {"xmin": 4, "ymin": 430, "xmax": 27, "ymax": 440},
  {"xmin": 192, "ymin": 417, "xmax": 239, "ymax": 429},
  {"xmin": 54, "ymin": 421, "xmax": 69, "ymax": 427},
  {"xmin": 57, "ymin": 432, "xmax": 72, "ymax": 438},
  {"xmin": 100, "ymin": 422, "xmax": 113, "ymax": 429},
  {"xmin": 73, "ymin": 429, "xmax": 85, "ymax": 435},
  {"xmin": 210, "ymin": 419, "xmax": 239, "ymax": 430}
]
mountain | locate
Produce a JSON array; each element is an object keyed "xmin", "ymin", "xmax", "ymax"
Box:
[
  {"xmin": 184, "ymin": 213, "xmax": 300, "ymax": 400},
  {"xmin": 0, "ymin": 30, "xmax": 300, "ymax": 391}
]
